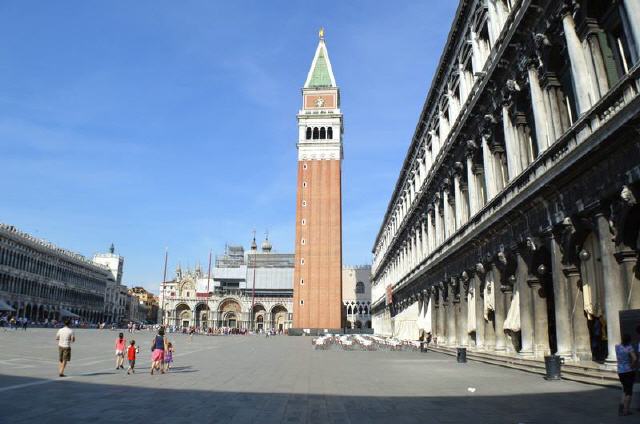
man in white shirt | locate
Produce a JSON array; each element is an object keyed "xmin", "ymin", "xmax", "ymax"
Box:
[{"xmin": 56, "ymin": 319, "xmax": 75, "ymax": 377}]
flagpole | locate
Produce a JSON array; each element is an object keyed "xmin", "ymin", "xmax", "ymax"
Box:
[
  {"xmin": 162, "ymin": 247, "xmax": 168, "ymax": 325},
  {"xmin": 207, "ymin": 250, "xmax": 212, "ymax": 296},
  {"xmin": 251, "ymin": 230, "xmax": 257, "ymax": 331}
]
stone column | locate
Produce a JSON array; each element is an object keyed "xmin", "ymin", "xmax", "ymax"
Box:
[
  {"xmin": 446, "ymin": 283, "xmax": 458, "ymax": 346},
  {"xmin": 529, "ymin": 275, "xmax": 550, "ymax": 357},
  {"xmin": 481, "ymin": 135, "xmax": 498, "ymax": 200},
  {"xmin": 418, "ymin": 221, "xmax": 425, "ymax": 260},
  {"xmin": 429, "ymin": 289, "xmax": 438, "ymax": 340},
  {"xmin": 486, "ymin": 0, "xmax": 500, "ymax": 45},
  {"xmin": 515, "ymin": 113, "xmax": 535, "ymax": 170},
  {"xmin": 494, "ymin": 0, "xmax": 509, "ymax": 26},
  {"xmin": 415, "ymin": 229, "xmax": 421, "ymax": 265},
  {"xmin": 439, "ymin": 111, "xmax": 450, "ymax": 144},
  {"xmin": 430, "ymin": 130, "xmax": 440, "ymax": 159},
  {"xmin": 470, "ymin": 32, "xmax": 487, "ymax": 74},
  {"xmin": 461, "ymin": 184, "xmax": 470, "ymax": 224},
  {"xmin": 453, "ymin": 174, "xmax": 463, "ymax": 228},
  {"xmin": 502, "ymin": 103, "xmax": 521, "ymax": 180},
  {"xmin": 427, "ymin": 208, "xmax": 435, "ymax": 254},
  {"xmin": 594, "ymin": 212, "xmax": 626, "ymax": 364},
  {"xmin": 459, "ymin": 281, "xmax": 469, "ymax": 347},
  {"xmin": 561, "ymin": 10, "xmax": 594, "ymax": 114},
  {"xmin": 516, "ymin": 251, "xmax": 535, "ymax": 356},
  {"xmin": 448, "ymin": 88, "xmax": 460, "ymax": 123},
  {"xmin": 542, "ymin": 75, "xmax": 571, "ymax": 141},
  {"xmin": 549, "ymin": 232, "xmax": 573, "ymax": 358},
  {"xmin": 483, "ymin": 270, "xmax": 497, "ymax": 352},
  {"xmin": 527, "ymin": 64, "xmax": 551, "ymax": 153},
  {"xmin": 438, "ymin": 286, "xmax": 448, "ymax": 345},
  {"xmin": 583, "ymin": 29, "xmax": 609, "ymax": 102},
  {"xmin": 420, "ymin": 218, "xmax": 428, "ymax": 260},
  {"xmin": 616, "ymin": 250, "xmax": 640, "ymax": 309},
  {"xmin": 565, "ymin": 267, "xmax": 592, "ymax": 359},
  {"xmin": 473, "ymin": 273, "xmax": 485, "ymax": 349},
  {"xmin": 443, "ymin": 188, "xmax": 453, "ymax": 239},
  {"xmin": 501, "ymin": 282, "xmax": 516, "ymax": 354},
  {"xmin": 434, "ymin": 199, "xmax": 442, "ymax": 247},
  {"xmin": 458, "ymin": 64, "xmax": 469, "ymax": 104},
  {"xmin": 492, "ymin": 262, "xmax": 507, "ymax": 352},
  {"xmin": 466, "ymin": 155, "xmax": 479, "ymax": 216},
  {"xmin": 623, "ymin": 0, "xmax": 640, "ymax": 61},
  {"xmin": 488, "ymin": 143, "xmax": 504, "ymax": 193},
  {"xmin": 438, "ymin": 207, "xmax": 446, "ymax": 245}
]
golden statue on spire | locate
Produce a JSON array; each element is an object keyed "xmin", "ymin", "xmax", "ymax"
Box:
[{"xmin": 319, "ymin": 27, "xmax": 324, "ymax": 40}]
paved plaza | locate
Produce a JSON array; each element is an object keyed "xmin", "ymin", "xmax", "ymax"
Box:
[{"xmin": 0, "ymin": 329, "xmax": 627, "ymax": 423}]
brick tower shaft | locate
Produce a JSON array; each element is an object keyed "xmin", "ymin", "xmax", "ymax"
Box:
[{"xmin": 292, "ymin": 30, "xmax": 343, "ymax": 330}]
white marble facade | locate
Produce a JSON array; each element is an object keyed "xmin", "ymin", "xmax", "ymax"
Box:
[{"xmin": 371, "ymin": 0, "xmax": 640, "ymax": 365}]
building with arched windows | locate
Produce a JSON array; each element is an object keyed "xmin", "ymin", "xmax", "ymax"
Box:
[
  {"xmin": 0, "ymin": 223, "xmax": 113, "ymax": 324},
  {"xmin": 342, "ymin": 265, "xmax": 372, "ymax": 329},
  {"xmin": 371, "ymin": 0, "xmax": 640, "ymax": 366}
]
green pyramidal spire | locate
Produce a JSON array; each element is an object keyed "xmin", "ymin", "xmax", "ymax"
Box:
[
  {"xmin": 308, "ymin": 48, "xmax": 332, "ymax": 87},
  {"xmin": 304, "ymin": 32, "xmax": 337, "ymax": 89}
]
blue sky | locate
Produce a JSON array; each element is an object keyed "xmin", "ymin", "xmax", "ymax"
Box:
[{"xmin": 0, "ymin": 1, "xmax": 457, "ymax": 293}]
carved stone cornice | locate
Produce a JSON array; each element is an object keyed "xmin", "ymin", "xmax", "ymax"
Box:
[
  {"xmin": 453, "ymin": 161, "xmax": 465, "ymax": 178},
  {"xmin": 465, "ymin": 139, "xmax": 479, "ymax": 159}
]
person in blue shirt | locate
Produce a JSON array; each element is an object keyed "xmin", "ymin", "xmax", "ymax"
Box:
[{"xmin": 616, "ymin": 333, "xmax": 637, "ymax": 416}]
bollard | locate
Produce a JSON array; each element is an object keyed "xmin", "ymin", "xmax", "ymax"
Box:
[
  {"xmin": 544, "ymin": 355, "xmax": 562, "ymax": 380},
  {"xmin": 456, "ymin": 347, "xmax": 467, "ymax": 363}
]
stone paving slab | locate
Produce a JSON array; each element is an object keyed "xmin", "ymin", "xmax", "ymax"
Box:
[{"xmin": 0, "ymin": 329, "xmax": 628, "ymax": 423}]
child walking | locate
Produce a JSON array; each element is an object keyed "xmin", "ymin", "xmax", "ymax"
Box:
[
  {"xmin": 164, "ymin": 342, "xmax": 174, "ymax": 371},
  {"xmin": 115, "ymin": 333, "xmax": 126, "ymax": 370},
  {"xmin": 127, "ymin": 340, "xmax": 138, "ymax": 375}
]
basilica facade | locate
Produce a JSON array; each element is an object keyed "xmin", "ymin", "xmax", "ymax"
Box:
[
  {"xmin": 158, "ymin": 237, "xmax": 293, "ymax": 332},
  {"xmin": 371, "ymin": 0, "xmax": 640, "ymax": 365}
]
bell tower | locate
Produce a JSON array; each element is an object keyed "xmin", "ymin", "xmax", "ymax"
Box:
[{"xmin": 292, "ymin": 29, "xmax": 343, "ymax": 331}]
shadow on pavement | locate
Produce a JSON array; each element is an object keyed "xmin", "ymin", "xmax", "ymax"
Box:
[{"xmin": 0, "ymin": 374, "xmax": 627, "ymax": 424}]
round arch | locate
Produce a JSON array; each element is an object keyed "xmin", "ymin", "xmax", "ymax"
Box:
[
  {"xmin": 194, "ymin": 303, "xmax": 210, "ymax": 330},
  {"xmin": 253, "ymin": 303, "xmax": 267, "ymax": 331},
  {"xmin": 219, "ymin": 299, "xmax": 242, "ymax": 329},
  {"xmin": 270, "ymin": 304, "xmax": 288, "ymax": 333},
  {"xmin": 175, "ymin": 303, "xmax": 191, "ymax": 329}
]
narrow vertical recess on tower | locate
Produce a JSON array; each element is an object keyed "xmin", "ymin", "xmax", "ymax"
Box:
[{"xmin": 292, "ymin": 31, "xmax": 343, "ymax": 331}]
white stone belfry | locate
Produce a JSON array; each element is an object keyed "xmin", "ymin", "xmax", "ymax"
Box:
[{"xmin": 297, "ymin": 33, "xmax": 343, "ymax": 161}]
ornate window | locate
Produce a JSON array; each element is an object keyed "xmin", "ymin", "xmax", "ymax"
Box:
[
  {"xmin": 327, "ymin": 127, "xmax": 333, "ymax": 139},
  {"xmin": 320, "ymin": 127, "xmax": 326, "ymax": 139},
  {"xmin": 313, "ymin": 127, "xmax": 319, "ymax": 139},
  {"xmin": 306, "ymin": 127, "xmax": 312, "ymax": 140},
  {"xmin": 355, "ymin": 281, "xmax": 365, "ymax": 294}
]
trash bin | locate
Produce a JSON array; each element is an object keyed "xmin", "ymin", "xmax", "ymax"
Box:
[
  {"xmin": 544, "ymin": 355, "xmax": 562, "ymax": 380},
  {"xmin": 456, "ymin": 347, "xmax": 467, "ymax": 363}
]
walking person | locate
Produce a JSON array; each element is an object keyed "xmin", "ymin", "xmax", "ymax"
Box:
[
  {"xmin": 56, "ymin": 319, "xmax": 75, "ymax": 377},
  {"xmin": 150, "ymin": 327, "xmax": 167, "ymax": 375},
  {"xmin": 164, "ymin": 342, "xmax": 174, "ymax": 372},
  {"xmin": 115, "ymin": 332, "xmax": 126, "ymax": 370},
  {"xmin": 22, "ymin": 317, "xmax": 28, "ymax": 331},
  {"xmin": 126, "ymin": 340, "xmax": 138, "ymax": 375},
  {"xmin": 616, "ymin": 333, "xmax": 637, "ymax": 416}
]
